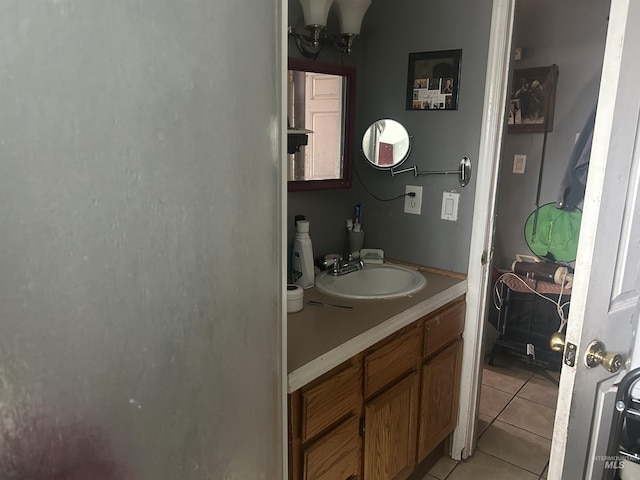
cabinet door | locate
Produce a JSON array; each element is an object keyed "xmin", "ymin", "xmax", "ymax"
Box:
[
  {"xmin": 363, "ymin": 373, "xmax": 419, "ymax": 480},
  {"xmin": 416, "ymin": 339, "xmax": 463, "ymax": 461},
  {"xmin": 303, "ymin": 414, "xmax": 361, "ymax": 480}
]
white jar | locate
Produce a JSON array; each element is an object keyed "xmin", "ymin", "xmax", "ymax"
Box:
[{"xmin": 287, "ymin": 284, "xmax": 304, "ymax": 313}]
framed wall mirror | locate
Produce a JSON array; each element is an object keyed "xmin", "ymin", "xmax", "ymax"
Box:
[{"xmin": 287, "ymin": 58, "xmax": 355, "ymax": 191}]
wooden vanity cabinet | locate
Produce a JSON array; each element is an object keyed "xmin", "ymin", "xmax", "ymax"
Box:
[
  {"xmin": 288, "ymin": 296, "xmax": 466, "ymax": 480},
  {"xmin": 362, "ymin": 325, "xmax": 421, "ymax": 480},
  {"xmin": 289, "ymin": 355, "xmax": 363, "ymax": 480},
  {"xmin": 416, "ymin": 299, "xmax": 465, "ymax": 462}
]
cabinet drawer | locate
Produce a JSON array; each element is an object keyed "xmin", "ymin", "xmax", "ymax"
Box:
[
  {"xmin": 423, "ymin": 299, "xmax": 465, "ymax": 358},
  {"xmin": 364, "ymin": 325, "xmax": 421, "ymax": 399},
  {"xmin": 303, "ymin": 415, "xmax": 361, "ymax": 480},
  {"xmin": 301, "ymin": 357, "xmax": 362, "ymax": 443}
]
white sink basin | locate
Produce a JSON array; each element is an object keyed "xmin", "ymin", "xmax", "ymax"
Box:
[{"xmin": 315, "ymin": 263, "xmax": 427, "ymax": 300}]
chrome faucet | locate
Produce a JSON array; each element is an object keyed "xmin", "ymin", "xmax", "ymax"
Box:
[{"xmin": 323, "ymin": 254, "xmax": 365, "ymax": 276}]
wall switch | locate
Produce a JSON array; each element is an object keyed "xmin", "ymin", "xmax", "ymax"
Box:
[
  {"xmin": 513, "ymin": 154, "xmax": 527, "ymax": 174},
  {"xmin": 441, "ymin": 191, "xmax": 459, "ymax": 221},
  {"xmin": 404, "ymin": 185, "xmax": 422, "ymax": 215}
]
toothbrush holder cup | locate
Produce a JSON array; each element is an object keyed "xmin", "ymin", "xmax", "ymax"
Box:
[{"xmin": 348, "ymin": 230, "xmax": 365, "ymax": 254}]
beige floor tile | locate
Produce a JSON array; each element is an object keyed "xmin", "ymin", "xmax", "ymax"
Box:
[
  {"xmin": 497, "ymin": 397, "xmax": 556, "ymax": 439},
  {"xmin": 482, "ymin": 364, "xmax": 533, "ymax": 394},
  {"xmin": 543, "ymin": 369, "xmax": 560, "ymax": 382},
  {"xmin": 477, "ymin": 413, "xmax": 493, "ymax": 437},
  {"xmin": 420, "ymin": 475, "xmax": 439, "ymax": 480},
  {"xmin": 477, "ymin": 420, "xmax": 551, "ymax": 475},
  {"xmin": 486, "ymin": 351, "xmax": 537, "ymax": 372},
  {"xmin": 480, "ymin": 384, "xmax": 513, "ymax": 418},
  {"xmin": 447, "ymin": 451, "xmax": 538, "ymax": 480},
  {"xmin": 427, "ymin": 455, "xmax": 458, "ymax": 479},
  {"xmin": 540, "ymin": 462, "xmax": 548, "ymax": 478},
  {"xmin": 517, "ymin": 374, "xmax": 559, "ymax": 409}
]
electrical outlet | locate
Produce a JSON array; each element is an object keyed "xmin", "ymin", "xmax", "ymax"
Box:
[{"xmin": 404, "ymin": 185, "xmax": 422, "ymax": 215}]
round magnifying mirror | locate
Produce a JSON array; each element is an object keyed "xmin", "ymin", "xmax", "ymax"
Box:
[{"xmin": 362, "ymin": 119, "xmax": 412, "ymax": 170}]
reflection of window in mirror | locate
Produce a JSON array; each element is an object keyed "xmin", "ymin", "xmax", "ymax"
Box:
[{"xmin": 288, "ymin": 70, "xmax": 345, "ymax": 181}]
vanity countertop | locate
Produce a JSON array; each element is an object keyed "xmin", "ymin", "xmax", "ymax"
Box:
[{"xmin": 287, "ymin": 267, "xmax": 467, "ymax": 393}]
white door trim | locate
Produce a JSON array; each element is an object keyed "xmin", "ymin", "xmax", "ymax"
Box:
[
  {"xmin": 451, "ymin": 0, "xmax": 516, "ymax": 460},
  {"xmin": 279, "ymin": 0, "xmax": 289, "ymax": 478}
]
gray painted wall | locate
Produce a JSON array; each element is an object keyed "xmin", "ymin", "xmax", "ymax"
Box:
[
  {"xmin": 288, "ymin": 0, "xmax": 494, "ymax": 274},
  {"xmin": 0, "ymin": 2, "xmax": 283, "ymax": 479},
  {"xmin": 353, "ymin": 0, "xmax": 493, "ymax": 274},
  {"xmin": 493, "ymin": 0, "xmax": 609, "ymax": 269},
  {"xmin": 287, "ymin": 0, "xmax": 361, "ymax": 262}
]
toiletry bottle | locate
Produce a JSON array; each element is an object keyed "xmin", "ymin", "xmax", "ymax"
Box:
[{"xmin": 292, "ymin": 220, "xmax": 315, "ymax": 289}]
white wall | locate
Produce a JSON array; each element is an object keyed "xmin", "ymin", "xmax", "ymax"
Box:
[{"xmin": 0, "ymin": 2, "xmax": 283, "ymax": 478}]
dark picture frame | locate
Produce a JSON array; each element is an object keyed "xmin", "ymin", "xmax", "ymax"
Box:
[
  {"xmin": 508, "ymin": 65, "xmax": 558, "ymax": 133},
  {"xmin": 406, "ymin": 49, "xmax": 462, "ymax": 110}
]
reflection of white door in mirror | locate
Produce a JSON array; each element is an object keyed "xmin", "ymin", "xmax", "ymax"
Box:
[
  {"xmin": 289, "ymin": 71, "xmax": 343, "ymax": 181},
  {"xmin": 304, "ymin": 72, "xmax": 343, "ymax": 180},
  {"xmin": 287, "ymin": 58, "xmax": 355, "ymax": 192}
]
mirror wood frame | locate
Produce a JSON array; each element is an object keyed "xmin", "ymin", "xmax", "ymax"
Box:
[{"xmin": 288, "ymin": 58, "xmax": 356, "ymax": 192}]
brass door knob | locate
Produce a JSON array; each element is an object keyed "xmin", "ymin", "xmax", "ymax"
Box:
[
  {"xmin": 585, "ymin": 340, "xmax": 623, "ymax": 373},
  {"xmin": 550, "ymin": 332, "xmax": 566, "ymax": 352}
]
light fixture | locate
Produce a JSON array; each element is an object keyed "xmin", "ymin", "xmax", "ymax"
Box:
[{"xmin": 289, "ymin": 0, "xmax": 371, "ymax": 58}]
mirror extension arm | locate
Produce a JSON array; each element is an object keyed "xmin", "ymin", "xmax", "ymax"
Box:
[{"xmin": 390, "ymin": 156, "xmax": 472, "ymax": 187}]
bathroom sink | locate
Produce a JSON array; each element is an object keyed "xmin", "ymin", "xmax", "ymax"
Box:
[{"xmin": 314, "ymin": 263, "xmax": 427, "ymax": 300}]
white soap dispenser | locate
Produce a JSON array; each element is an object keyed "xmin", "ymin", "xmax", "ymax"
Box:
[{"xmin": 292, "ymin": 220, "xmax": 315, "ymax": 289}]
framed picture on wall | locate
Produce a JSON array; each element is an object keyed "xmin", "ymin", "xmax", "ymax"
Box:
[
  {"xmin": 508, "ymin": 65, "xmax": 559, "ymax": 133},
  {"xmin": 406, "ymin": 49, "xmax": 462, "ymax": 111}
]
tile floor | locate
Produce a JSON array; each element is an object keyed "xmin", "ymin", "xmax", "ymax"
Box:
[{"xmin": 422, "ymin": 353, "xmax": 560, "ymax": 480}]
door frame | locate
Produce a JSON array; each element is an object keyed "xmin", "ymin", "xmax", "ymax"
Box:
[
  {"xmin": 451, "ymin": 0, "xmax": 516, "ymax": 459},
  {"xmin": 280, "ymin": 1, "xmax": 289, "ymax": 478}
]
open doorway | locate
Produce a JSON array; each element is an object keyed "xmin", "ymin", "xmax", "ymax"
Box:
[
  {"xmin": 451, "ymin": 0, "xmax": 640, "ymax": 477},
  {"xmin": 474, "ymin": 0, "xmax": 610, "ymax": 477}
]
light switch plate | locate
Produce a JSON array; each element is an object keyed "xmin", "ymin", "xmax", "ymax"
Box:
[
  {"xmin": 441, "ymin": 191, "xmax": 459, "ymax": 221},
  {"xmin": 514, "ymin": 47, "xmax": 522, "ymax": 61},
  {"xmin": 513, "ymin": 154, "xmax": 527, "ymax": 174}
]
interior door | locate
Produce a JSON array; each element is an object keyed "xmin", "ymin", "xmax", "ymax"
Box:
[
  {"xmin": 548, "ymin": 1, "xmax": 640, "ymax": 478},
  {"xmin": 304, "ymin": 72, "xmax": 343, "ymax": 180}
]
